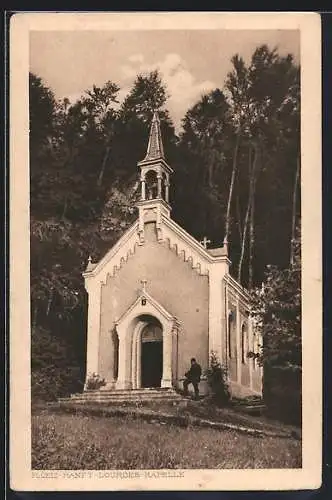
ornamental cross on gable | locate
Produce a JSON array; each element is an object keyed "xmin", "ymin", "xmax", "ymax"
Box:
[
  {"xmin": 200, "ymin": 236, "xmax": 211, "ymax": 249},
  {"xmin": 140, "ymin": 279, "xmax": 147, "ymax": 292},
  {"xmin": 140, "ymin": 279, "xmax": 148, "ymax": 306}
]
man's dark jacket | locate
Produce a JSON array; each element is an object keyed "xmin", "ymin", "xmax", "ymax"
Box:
[{"xmin": 185, "ymin": 362, "xmax": 202, "ymax": 383}]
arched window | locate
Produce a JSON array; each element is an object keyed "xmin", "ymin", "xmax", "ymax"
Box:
[{"xmin": 241, "ymin": 323, "xmax": 247, "ymax": 364}]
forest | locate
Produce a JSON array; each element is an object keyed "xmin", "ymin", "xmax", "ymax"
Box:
[{"xmin": 30, "ymin": 44, "xmax": 301, "ymax": 416}]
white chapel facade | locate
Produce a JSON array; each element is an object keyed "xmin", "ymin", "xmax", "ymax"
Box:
[{"xmin": 83, "ymin": 112, "xmax": 262, "ymax": 397}]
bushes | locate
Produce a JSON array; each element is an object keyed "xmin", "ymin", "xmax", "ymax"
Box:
[
  {"xmin": 31, "ymin": 326, "xmax": 84, "ymax": 402},
  {"xmin": 263, "ymin": 366, "xmax": 302, "ymax": 425},
  {"xmin": 31, "ymin": 367, "xmax": 84, "ymax": 402},
  {"xmin": 205, "ymin": 351, "xmax": 230, "ymax": 407},
  {"xmin": 250, "ymin": 232, "xmax": 302, "ymax": 425},
  {"xmin": 85, "ymin": 373, "xmax": 106, "ymax": 390}
]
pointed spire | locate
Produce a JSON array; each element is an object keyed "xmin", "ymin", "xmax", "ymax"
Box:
[{"xmin": 143, "ymin": 111, "xmax": 165, "ymax": 162}]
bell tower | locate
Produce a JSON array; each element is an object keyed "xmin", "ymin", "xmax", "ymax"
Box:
[{"xmin": 136, "ymin": 111, "xmax": 173, "ymax": 243}]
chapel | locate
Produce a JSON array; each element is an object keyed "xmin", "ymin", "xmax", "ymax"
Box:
[{"xmin": 83, "ymin": 112, "xmax": 262, "ymax": 397}]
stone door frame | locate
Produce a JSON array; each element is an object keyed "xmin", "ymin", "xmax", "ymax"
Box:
[
  {"xmin": 131, "ymin": 318, "xmax": 163, "ymax": 389},
  {"xmin": 114, "ymin": 292, "xmax": 179, "ymax": 390}
]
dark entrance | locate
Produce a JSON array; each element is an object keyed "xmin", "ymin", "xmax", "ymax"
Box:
[{"xmin": 141, "ymin": 322, "xmax": 163, "ymax": 388}]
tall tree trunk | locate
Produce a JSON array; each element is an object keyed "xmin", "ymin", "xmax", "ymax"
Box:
[
  {"xmin": 290, "ymin": 155, "xmax": 300, "ymax": 266},
  {"xmin": 61, "ymin": 195, "xmax": 68, "ymax": 220},
  {"xmin": 236, "ymin": 190, "xmax": 243, "ymax": 242},
  {"xmin": 225, "ymin": 132, "xmax": 241, "ymax": 241},
  {"xmin": 248, "ymin": 188, "xmax": 255, "ymax": 290},
  {"xmin": 46, "ymin": 288, "xmax": 54, "ymax": 317},
  {"xmin": 208, "ymin": 160, "xmax": 214, "ymax": 188},
  {"xmin": 97, "ymin": 144, "xmax": 111, "ymax": 188},
  {"xmin": 237, "ymin": 143, "xmax": 258, "ymax": 284},
  {"xmin": 248, "ymin": 140, "xmax": 255, "ymax": 289},
  {"xmin": 235, "ymin": 168, "xmax": 243, "ymax": 242}
]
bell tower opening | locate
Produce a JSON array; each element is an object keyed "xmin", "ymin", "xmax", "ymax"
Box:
[{"xmin": 145, "ymin": 169, "xmax": 158, "ymax": 200}]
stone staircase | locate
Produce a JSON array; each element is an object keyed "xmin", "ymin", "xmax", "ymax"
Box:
[
  {"xmin": 59, "ymin": 387, "xmax": 186, "ymax": 405},
  {"xmin": 231, "ymin": 395, "xmax": 266, "ymax": 416}
]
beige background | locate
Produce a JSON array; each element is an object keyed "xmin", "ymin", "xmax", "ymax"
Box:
[{"xmin": 10, "ymin": 12, "xmax": 322, "ymax": 491}]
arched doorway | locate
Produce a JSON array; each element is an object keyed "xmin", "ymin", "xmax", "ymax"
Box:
[
  {"xmin": 116, "ymin": 297, "xmax": 176, "ymax": 390},
  {"xmin": 140, "ymin": 317, "xmax": 163, "ymax": 388}
]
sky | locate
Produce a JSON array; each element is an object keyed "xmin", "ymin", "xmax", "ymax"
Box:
[{"xmin": 30, "ymin": 29, "xmax": 300, "ymax": 131}]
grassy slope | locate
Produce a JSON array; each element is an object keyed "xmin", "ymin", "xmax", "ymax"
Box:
[{"xmin": 32, "ymin": 410, "xmax": 301, "ymax": 470}]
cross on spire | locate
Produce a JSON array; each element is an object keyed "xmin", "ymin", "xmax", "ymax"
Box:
[{"xmin": 200, "ymin": 236, "xmax": 211, "ymax": 249}]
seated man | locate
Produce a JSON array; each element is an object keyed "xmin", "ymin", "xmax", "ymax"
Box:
[{"xmin": 183, "ymin": 358, "xmax": 202, "ymax": 400}]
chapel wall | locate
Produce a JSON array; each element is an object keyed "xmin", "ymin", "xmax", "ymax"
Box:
[
  {"xmin": 226, "ymin": 281, "xmax": 262, "ymax": 397},
  {"xmin": 239, "ymin": 308, "xmax": 250, "ymax": 388},
  {"xmin": 227, "ymin": 294, "xmax": 239, "ymax": 384},
  {"xmin": 98, "ymin": 222, "xmax": 209, "ymax": 382}
]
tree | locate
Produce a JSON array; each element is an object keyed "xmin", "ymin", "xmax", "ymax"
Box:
[
  {"xmin": 29, "ymin": 73, "xmax": 57, "ymax": 155},
  {"xmin": 224, "ymin": 45, "xmax": 300, "ymax": 287},
  {"xmin": 224, "ymin": 55, "xmax": 250, "ymax": 244},
  {"xmin": 249, "ymin": 226, "xmax": 301, "ymax": 423},
  {"xmin": 174, "ymin": 89, "xmax": 233, "ymax": 244},
  {"xmin": 121, "ymin": 70, "xmax": 170, "ymax": 122},
  {"xmin": 81, "ymin": 81, "xmax": 120, "ymax": 187},
  {"xmin": 29, "ymin": 74, "xmax": 104, "ymax": 400}
]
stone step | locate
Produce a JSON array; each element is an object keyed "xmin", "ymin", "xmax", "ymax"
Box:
[
  {"xmin": 69, "ymin": 394, "xmax": 182, "ymax": 402},
  {"xmin": 65, "ymin": 388, "xmax": 182, "ymax": 403},
  {"xmin": 96, "ymin": 391, "xmax": 178, "ymax": 396},
  {"xmin": 98, "ymin": 387, "xmax": 177, "ymax": 393},
  {"xmin": 59, "ymin": 397, "xmax": 185, "ymax": 405},
  {"xmin": 72, "ymin": 389, "xmax": 180, "ymax": 397},
  {"xmin": 59, "ymin": 387, "xmax": 185, "ymax": 405}
]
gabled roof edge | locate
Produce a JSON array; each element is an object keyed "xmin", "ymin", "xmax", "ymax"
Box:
[
  {"xmin": 162, "ymin": 215, "xmax": 230, "ymax": 265},
  {"xmin": 115, "ymin": 290, "xmax": 176, "ymax": 326},
  {"xmin": 82, "ymin": 221, "xmax": 139, "ymax": 279}
]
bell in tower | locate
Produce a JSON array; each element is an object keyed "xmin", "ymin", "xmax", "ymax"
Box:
[
  {"xmin": 136, "ymin": 111, "xmax": 173, "ymax": 243},
  {"xmin": 138, "ymin": 111, "xmax": 172, "ymax": 204}
]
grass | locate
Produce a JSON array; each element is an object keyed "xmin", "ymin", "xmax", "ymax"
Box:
[{"xmin": 32, "ymin": 408, "xmax": 302, "ymax": 470}]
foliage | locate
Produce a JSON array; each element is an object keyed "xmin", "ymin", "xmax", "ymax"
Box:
[
  {"xmin": 227, "ymin": 47, "xmax": 299, "ymax": 279},
  {"xmin": 173, "ymin": 89, "xmax": 232, "ymax": 242},
  {"xmin": 205, "ymin": 351, "xmax": 231, "ymax": 406},
  {"xmin": 31, "ymin": 326, "xmax": 84, "ymax": 401},
  {"xmin": 249, "ymin": 227, "xmax": 301, "ymax": 424},
  {"xmin": 120, "ymin": 70, "xmax": 169, "ymax": 122},
  {"xmin": 85, "ymin": 373, "xmax": 106, "ymax": 391},
  {"xmin": 29, "ymin": 73, "xmax": 57, "ymax": 154},
  {"xmin": 249, "ymin": 227, "xmax": 301, "ymax": 371}
]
